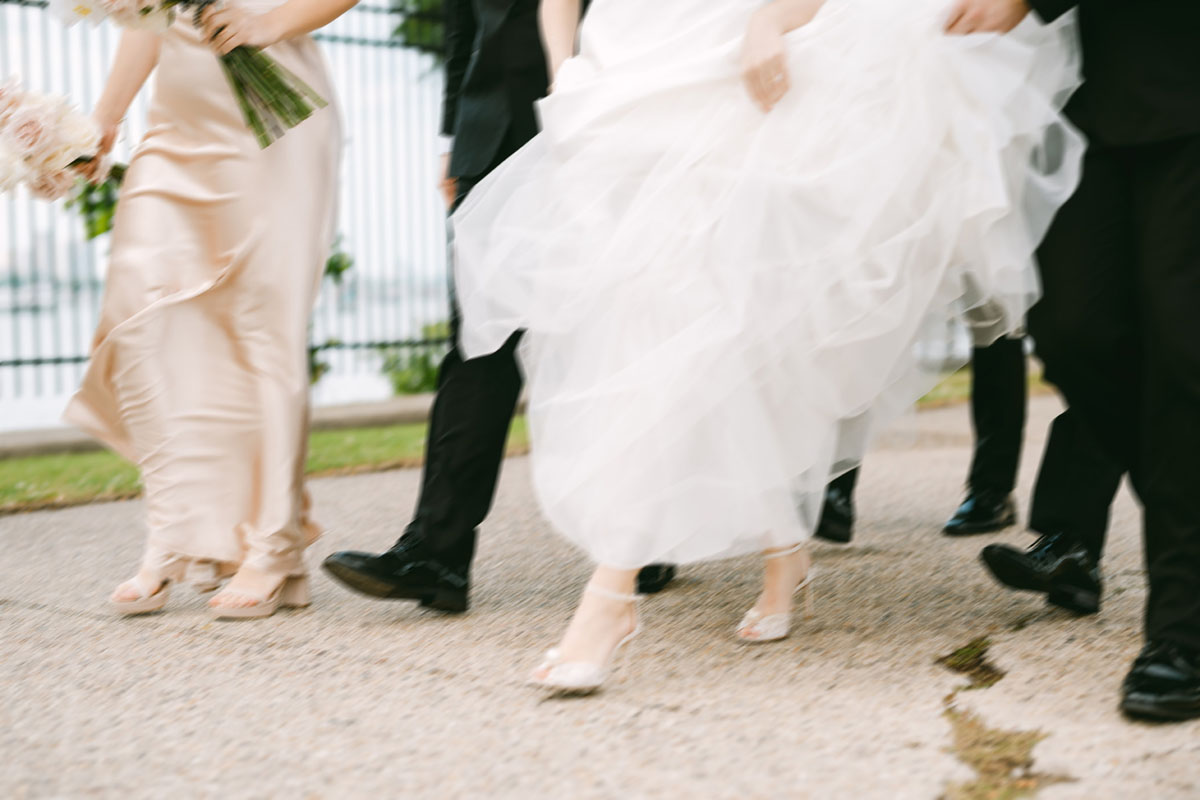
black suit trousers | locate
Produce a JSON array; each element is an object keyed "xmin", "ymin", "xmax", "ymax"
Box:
[
  {"xmin": 1028, "ymin": 135, "xmax": 1200, "ymax": 649},
  {"xmin": 966, "ymin": 336, "xmax": 1027, "ymax": 495},
  {"xmin": 835, "ymin": 338, "xmax": 1026, "ymax": 500},
  {"xmin": 1027, "ymin": 409, "xmax": 1123, "ymax": 561},
  {"xmin": 401, "ymin": 138, "xmax": 526, "ymax": 573}
]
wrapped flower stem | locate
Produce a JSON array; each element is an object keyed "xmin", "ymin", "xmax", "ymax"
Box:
[
  {"xmin": 182, "ymin": 0, "xmax": 327, "ymax": 148},
  {"xmin": 48, "ymin": 0, "xmax": 328, "ymax": 148}
]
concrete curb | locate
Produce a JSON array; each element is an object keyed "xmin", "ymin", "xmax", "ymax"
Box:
[{"xmin": 0, "ymin": 394, "xmax": 437, "ymax": 459}]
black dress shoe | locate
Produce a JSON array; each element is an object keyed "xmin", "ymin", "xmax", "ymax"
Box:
[
  {"xmin": 943, "ymin": 490, "xmax": 1017, "ymax": 536},
  {"xmin": 322, "ymin": 543, "xmax": 469, "ymax": 613},
  {"xmin": 1121, "ymin": 640, "xmax": 1200, "ymax": 722},
  {"xmin": 814, "ymin": 483, "xmax": 855, "ymax": 544},
  {"xmin": 979, "ymin": 532, "xmax": 1101, "ymax": 614},
  {"xmin": 636, "ymin": 564, "xmax": 677, "ymax": 594}
]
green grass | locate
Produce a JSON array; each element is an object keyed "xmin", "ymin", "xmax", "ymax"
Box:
[
  {"xmin": 0, "ymin": 449, "xmax": 143, "ymax": 510},
  {"xmin": 0, "ymin": 368, "xmax": 1044, "ymax": 514},
  {"xmin": 0, "ymin": 416, "xmax": 530, "ymax": 514},
  {"xmin": 921, "ymin": 367, "xmax": 1049, "ymax": 409}
]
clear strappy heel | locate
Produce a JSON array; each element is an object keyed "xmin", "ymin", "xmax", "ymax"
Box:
[
  {"xmin": 530, "ymin": 584, "xmax": 641, "ymax": 694},
  {"xmin": 736, "ymin": 543, "xmax": 816, "ymax": 643}
]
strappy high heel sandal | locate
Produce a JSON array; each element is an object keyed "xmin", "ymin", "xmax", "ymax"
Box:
[
  {"xmin": 208, "ymin": 573, "xmax": 311, "ymax": 620},
  {"xmin": 187, "ymin": 560, "xmax": 237, "ymax": 594},
  {"xmin": 736, "ymin": 543, "xmax": 816, "ymax": 643},
  {"xmin": 110, "ymin": 552, "xmax": 240, "ymax": 615},
  {"xmin": 110, "ymin": 571, "xmax": 174, "ymax": 616},
  {"xmin": 530, "ymin": 585, "xmax": 641, "ymax": 694},
  {"xmin": 109, "ymin": 547, "xmax": 193, "ymax": 616}
]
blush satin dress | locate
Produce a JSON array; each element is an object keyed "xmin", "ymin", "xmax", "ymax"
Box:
[{"xmin": 65, "ymin": 6, "xmax": 342, "ymax": 581}]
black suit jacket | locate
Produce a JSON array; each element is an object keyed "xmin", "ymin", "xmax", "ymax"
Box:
[
  {"xmin": 441, "ymin": 0, "xmax": 548, "ymax": 180},
  {"xmin": 1030, "ymin": 0, "xmax": 1200, "ymax": 145}
]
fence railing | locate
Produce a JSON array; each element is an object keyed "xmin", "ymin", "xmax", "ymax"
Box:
[{"xmin": 0, "ymin": 0, "xmax": 450, "ymax": 428}]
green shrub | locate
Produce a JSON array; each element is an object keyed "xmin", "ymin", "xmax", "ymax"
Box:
[{"xmin": 379, "ymin": 321, "xmax": 450, "ymax": 394}]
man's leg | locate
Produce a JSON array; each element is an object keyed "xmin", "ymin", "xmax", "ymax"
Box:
[
  {"xmin": 1133, "ymin": 136, "xmax": 1200, "ymax": 652},
  {"xmin": 404, "ymin": 328, "xmax": 523, "ymax": 571},
  {"xmin": 814, "ymin": 467, "xmax": 858, "ymax": 544},
  {"xmin": 1027, "ymin": 149, "xmax": 1140, "ymax": 473},
  {"xmin": 322, "ymin": 172, "xmax": 524, "ymax": 610},
  {"xmin": 1009, "ymin": 146, "xmax": 1136, "ymax": 619},
  {"xmin": 945, "ymin": 337, "xmax": 1026, "ymax": 534},
  {"xmin": 980, "ymin": 409, "xmax": 1124, "ymax": 614},
  {"xmin": 968, "ymin": 336, "xmax": 1027, "ymax": 497},
  {"xmin": 1118, "ymin": 135, "xmax": 1200, "ymax": 721},
  {"xmin": 1028, "ymin": 410, "xmax": 1124, "ymax": 561}
]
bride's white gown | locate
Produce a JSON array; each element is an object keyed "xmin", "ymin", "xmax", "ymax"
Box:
[{"xmin": 452, "ymin": 0, "xmax": 1084, "ymax": 569}]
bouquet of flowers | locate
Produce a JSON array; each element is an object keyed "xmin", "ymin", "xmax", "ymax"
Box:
[
  {"xmin": 0, "ymin": 77, "xmax": 100, "ymax": 200},
  {"xmin": 50, "ymin": 0, "xmax": 173, "ymax": 29},
  {"xmin": 50, "ymin": 0, "xmax": 326, "ymax": 148}
]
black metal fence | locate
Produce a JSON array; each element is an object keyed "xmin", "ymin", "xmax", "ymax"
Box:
[{"xmin": 0, "ymin": 0, "xmax": 450, "ymax": 428}]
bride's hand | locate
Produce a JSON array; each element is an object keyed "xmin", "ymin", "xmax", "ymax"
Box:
[
  {"xmin": 201, "ymin": 3, "xmax": 286, "ymax": 55},
  {"xmin": 741, "ymin": 8, "xmax": 791, "ymax": 113},
  {"xmin": 944, "ymin": 0, "xmax": 1030, "ymax": 34}
]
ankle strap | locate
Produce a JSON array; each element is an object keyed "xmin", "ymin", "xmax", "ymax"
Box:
[
  {"xmin": 585, "ymin": 584, "xmax": 641, "ymax": 603},
  {"xmin": 765, "ymin": 542, "xmax": 807, "ymax": 560}
]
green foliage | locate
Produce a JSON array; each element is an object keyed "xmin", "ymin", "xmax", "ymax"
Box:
[
  {"xmin": 308, "ymin": 338, "xmax": 340, "ymax": 385},
  {"xmin": 323, "ymin": 238, "xmax": 353, "ymax": 283},
  {"xmin": 392, "ymin": 0, "xmax": 444, "ymax": 61},
  {"xmin": 380, "ymin": 347, "xmax": 441, "ymax": 395},
  {"xmin": 379, "ymin": 320, "xmax": 450, "ymax": 395},
  {"xmin": 66, "ymin": 163, "xmax": 127, "ymax": 240},
  {"xmin": 308, "ymin": 240, "xmax": 353, "ymax": 382}
]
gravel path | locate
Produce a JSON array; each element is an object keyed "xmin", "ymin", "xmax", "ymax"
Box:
[{"xmin": 2, "ymin": 395, "xmax": 1197, "ymax": 799}]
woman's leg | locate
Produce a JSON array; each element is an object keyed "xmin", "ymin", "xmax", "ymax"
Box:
[
  {"xmin": 736, "ymin": 544, "xmax": 813, "ymax": 642},
  {"xmin": 750, "ymin": 544, "xmax": 812, "ymax": 617},
  {"xmin": 210, "ymin": 229, "xmax": 326, "ymax": 611},
  {"xmin": 531, "ymin": 565, "xmax": 640, "ymax": 681}
]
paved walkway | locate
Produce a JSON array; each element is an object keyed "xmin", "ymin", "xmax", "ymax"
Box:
[{"xmin": 2, "ymin": 395, "xmax": 1197, "ymax": 799}]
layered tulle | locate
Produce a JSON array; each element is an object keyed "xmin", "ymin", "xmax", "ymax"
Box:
[{"xmin": 453, "ymin": 0, "xmax": 1084, "ymax": 568}]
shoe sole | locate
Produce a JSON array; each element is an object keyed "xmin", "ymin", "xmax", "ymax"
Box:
[
  {"xmin": 813, "ymin": 521, "xmax": 853, "ymax": 545},
  {"xmin": 321, "ymin": 561, "xmax": 468, "ymax": 613},
  {"xmin": 943, "ymin": 515, "xmax": 1018, "ymax": 536},
  {"xmin": 110, "ymin": 582, "xmax": 170, "ymax": 616},
  {"xmin": 1121, "ymin": 696, "xmax": 1200, "ymax": 722},
  {"xmin": 979, "ymin": 550, "xmax": 1050, "ymax": 594},
  {"xmin": 1046, "ymin": 584, "xmax": 1100, "ymax": 616},
  {"xmin": 980, "ymin": 551, "xmax": 1100, "ymax": 615},
  {"xmin": 110, "ymin": 596, "xmax": 168, "ymax": 616}
]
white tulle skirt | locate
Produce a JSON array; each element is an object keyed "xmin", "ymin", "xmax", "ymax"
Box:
[{"xmin": 452, "ymin": 0, "xmax": 1084, "ymax": 569}]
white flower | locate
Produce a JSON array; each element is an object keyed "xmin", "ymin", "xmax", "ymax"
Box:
[
  {"xmin": 0, "ymin": 76, "xmax": 24, "ymax": 128},
  {"xmin": 2, "ymin": 92, "xmax": 98, "ymax": 174},
  {"xmin": 54, "ymin": 103, "xmax": 101, "ymax": 164},
  {"xmin": 0, "ymin": 138, "xmax": 28, "ymax": 193},
  {"xmin": 48, "ymin": 0, "xmax": 107, "ymax": 26},
  {"xmin": 2, "ymin": 95, "xmax": 59, "ymax": 163},
  {"xmin": 26, "ymin": 168, "xmax": 76, "ymax": 201}
]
